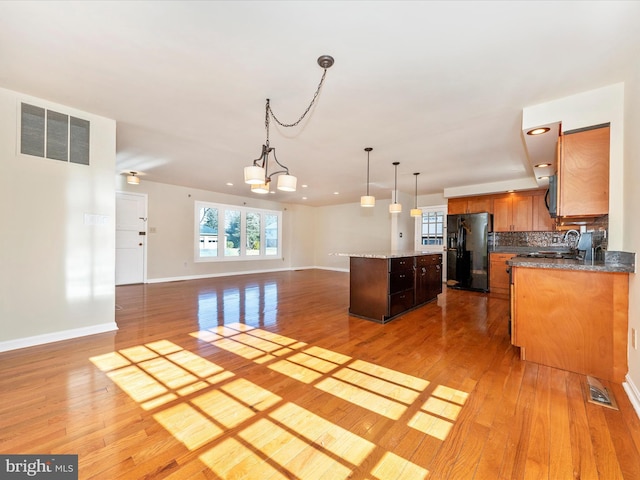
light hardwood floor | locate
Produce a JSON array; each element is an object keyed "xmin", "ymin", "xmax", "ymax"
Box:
[{"xmin": 1, "ymin": 269, "xmax": 639, "ymax": 479}]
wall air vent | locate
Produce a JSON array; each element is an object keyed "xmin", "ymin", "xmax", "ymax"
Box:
[{"xmin": 20, "ymin": 102, "xmax": 90, "ymax": 165}]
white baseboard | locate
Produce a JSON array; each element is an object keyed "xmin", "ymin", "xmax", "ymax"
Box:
[
  {"xmin": 146, "ymin": 266, "xmax": 348, "ymax": 284},
  {"xmin": 0, "ymin": 322, "xmax": 118, "ymax": 353},
  {"xmin": 623, "ymin": 374, "xmax": 640, "ymax": 420}
]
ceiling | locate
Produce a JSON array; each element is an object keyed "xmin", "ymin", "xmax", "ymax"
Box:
[{"xmin": 1, "ymin": 1, "xmax": 639, "ymax": 206}]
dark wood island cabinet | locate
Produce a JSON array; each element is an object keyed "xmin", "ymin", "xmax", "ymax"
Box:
[{"xmin": 348, "ymin": 253, "xmax": 442, "ymax": 323}]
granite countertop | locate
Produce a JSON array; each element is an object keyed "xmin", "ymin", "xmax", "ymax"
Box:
[
  {"xmin": 332, "ymin": 251, "xmax": 443, "ymax": 259},
  {"xmin": 507, "ymin": 251, "xmax": 635, "ymax": 273}
]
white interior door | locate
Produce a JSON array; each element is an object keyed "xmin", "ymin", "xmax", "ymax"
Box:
[
  {"xmin": 116, "ymin": 192, "xmax": 147, "ymax": 285},
  {"xmin": 415, "ymin": 205, "xmax": 447, "ymax": 282}
]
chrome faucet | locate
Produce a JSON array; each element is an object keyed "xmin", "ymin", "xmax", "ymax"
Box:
[{"xmin": 563, "ymin": 229, "xmax": 581, "ymax": 250}]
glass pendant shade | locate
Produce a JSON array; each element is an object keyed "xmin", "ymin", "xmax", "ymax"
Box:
[
  {"xmin": 251, "ymin": 182, "xmax": 270, "ymax": 194},
  {"xmin": 360, "ymin": 195, "xmax": 375, "ymax": 207},
  {"xmin": 127, "ymin": 174, "xmax": 140, "ymax": 185},
  {"xmin": 244, "ymin": 165, "xmax": 266, "ymax": 185},
  {"xmin": 389, "ymin": 203, "xmax": 402, "ymax": 214},
  {"xmin": 277, "ymin": 174, "xmax": 297, "ymax": 192}
]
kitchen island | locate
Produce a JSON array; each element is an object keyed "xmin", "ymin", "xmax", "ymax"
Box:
[
  {"xmin": 507, "ymin": 252, "xmax": 634, "ymax": 382},
  {"xmin": 337, "ymin": 252, "xmax": 442, "ymax": 323}
]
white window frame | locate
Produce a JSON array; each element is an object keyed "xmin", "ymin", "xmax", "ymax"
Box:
[{"xmin": 194, "ymin": 201, "xmax": 283, "ymax": 262}]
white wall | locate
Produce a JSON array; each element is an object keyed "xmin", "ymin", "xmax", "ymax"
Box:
[
  {"xmin": 0, "ymin": 87, "xmax": 116, "ymax": 350},
  {"xmin": 623, "ymin": 65, "xmax": 640, "ymax": 409},
  {"xmin": 117, "ymin": 178, "xmax": 316, "ymax": 281},
  {"xmin": 312, "ymin": 201, "xmax": 391, "ymax": 271},
  {"xmin": 391, "ymin": 190, "xmax": 415, "ymax": 251}
]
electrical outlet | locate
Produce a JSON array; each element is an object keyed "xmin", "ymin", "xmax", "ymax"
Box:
[{"xmin": 632, "ymin": 328, "xmax": 638, "ymax": 350}]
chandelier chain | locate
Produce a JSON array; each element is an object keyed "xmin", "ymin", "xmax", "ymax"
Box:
[{"xmin": 266, "ymin": 68, "xmax": 329, "ymax": 130}]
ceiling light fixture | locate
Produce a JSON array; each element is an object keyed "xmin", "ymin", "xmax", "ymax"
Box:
[
  {"xmin": 244, "ymin": 55, "xmax": 334, "ymax": 194},
  {"xmin": 361, "ymin": 147, "xmax": 375, "ymax": 207},
  {"xmin": 389, "ymin": 162, "xmax": 402, "ymax": 214},
  {"xmin": 534, "ymin": 162, "xmax": 552, "ymax": 168},
  {"xmin": 127, "ymin": 171, "xmax": 140, "ymax": 185},
  {"xmin": 410, "ymin": 172, "xmax": 422, "ymax": 217},
  {"xmin": 527, "ymin": 127, "xmax": 550, "ymax": 136}
]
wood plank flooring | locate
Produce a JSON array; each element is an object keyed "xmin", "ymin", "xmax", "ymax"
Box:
[{"xmin": 1, "ymin": 269, "xmax": 639, "ymax": 479}]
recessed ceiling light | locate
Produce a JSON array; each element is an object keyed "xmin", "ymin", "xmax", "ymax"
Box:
[
  {"xmin": 534, "ymin": 163, "xmax": 552, "ymax": 168},
  {"xmin": 333, "ymin": 192, "xmax": 339, "ymax": 195},
  {"xmin": 301, "ymin": 184, "xmax": 308, "ymax": 188},
  {"xmin": 506, "ymin": 189, "xmax": 515, "ymax": 193},
  {"xmin": 302, "ymin": 196, "xmax": 308, "ymax": 200},
  {"xmin": 527, "ymin": 127, "xmax": 550, "ymax": 135},
  {"xmin": 226, "ymin": 182, "xmax": 233, "ymax": 186},
  {"xmin": 538, "ymin": 175, "xmax": 550, "ymax": 180}
]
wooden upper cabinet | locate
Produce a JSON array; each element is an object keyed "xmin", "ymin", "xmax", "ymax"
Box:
[
  {"xmin": 492, "ymin": 196, "xmax": 512, "ymax": 232},
  {"xmin": 532, "ymin": 190, "xmax": 554, "ymax": 231},
  {"xmin": 557, "ymin": 125, "xmax": 610, "ymax": 217},
  {"xmin": 493, "ymin": 194, "xmax": 532, "ymax": 232},
  {"xmin": 450, "ymin": 189, "xmax": 551, "ymax": 232},
  {"xmin": 448, "ymin": 196, "xmax": 492, "ymax": 214},
  {"xmin": 447, "ymin": 197, "xmax": 468, "ymax": 214}
]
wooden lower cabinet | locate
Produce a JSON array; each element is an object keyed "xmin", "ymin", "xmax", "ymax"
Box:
[
  {"xmin": 349, "ymin": 254, "xmax": 442, "ymax": 323},
  {"xmin": 511, "ymin": 266, "xmax": 628, "ymax": 382},
  {"xmin": 489, "ymin": 252, "xmax": 516, "ymax": 298}
]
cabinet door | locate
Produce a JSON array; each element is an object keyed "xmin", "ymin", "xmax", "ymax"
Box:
[
  {"xmin": 492, "ymin": 196, "xmax": 512, "ymax": 232},
  {"xmin": 511, "ymin": 195, "xmax": 532, "ymax": 231},
  {"xmin": 425, "ymin": 263, "xmax": 442, "ymax": 300},
  {"xmin": 558, "ymin": 126, "xmax": 610, "ymax": 217},
  {"xmin": 532, "ymin": 191, "xmax": 554, "ymax": 231},
  {"xmin": 490, "ymin": 253, "xmax": 515, "ymax": 297},
  {"xmin": 447, "ymin": 198, "xmax": 467, "ymax": 214},
  {"xmin": 467, "ymin": 196, "xmax": 492, "ymax": 214}
]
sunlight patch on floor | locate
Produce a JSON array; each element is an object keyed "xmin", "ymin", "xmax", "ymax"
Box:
[
  {"xmin": 407, "ymin": 385, "xmax": 468, "ymax": 441},
  {"xmin": 153, "ymin": 403, "xmax": 223, "ymax": 450},
  {"xmin": 370, "ymin": 451, "xmax": 429, "ymax": 480},
  {"xmin": 91, "ymin": 328, "xmax": 470, "ymax": 478},
  {"xmin": 270, "ymin": 402, "xmax": 376, "ymax": 466},
  {"xmin": 269, "ymin": 359, "xmax": 324, "ymax": 383},
  {"xmin": 315, "ymin": 377, "xmax": 407, "ymax": 420}
]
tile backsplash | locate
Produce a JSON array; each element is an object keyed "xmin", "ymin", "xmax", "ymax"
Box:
[{"xmin": 489, "ymin": 230, "xmax": 608, "ymax": 250}]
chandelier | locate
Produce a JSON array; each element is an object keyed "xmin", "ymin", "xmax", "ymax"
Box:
[{"xmin": 244, "ymin": 55, "xmax": 334, "ymax": 194}]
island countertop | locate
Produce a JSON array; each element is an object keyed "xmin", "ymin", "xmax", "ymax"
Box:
[{"xmin": 332, "ymin": 251, "xmax": 443, "ymax": 259}]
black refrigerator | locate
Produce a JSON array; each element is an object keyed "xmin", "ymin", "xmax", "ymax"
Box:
[{"xmin": 446, "ymin": 212, "xmax": 492, "ymax": 292}]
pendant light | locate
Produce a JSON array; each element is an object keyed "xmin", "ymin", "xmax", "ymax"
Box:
[
  {"xmin": 360, "ymin": 147, "xmax": 375, "ymax": 207},
  {"xmin": 389, "ymin": 162, "xmax": 402, "ymax": 213},
  {"xmin": 410, "ymin": 172, "xmax": 422, "ymax": 217}
]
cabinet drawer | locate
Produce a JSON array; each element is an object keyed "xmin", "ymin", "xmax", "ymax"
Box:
[
  {"xmin": 389, "ymin": 290, "xmax": 414, "ymax": 317},
  {"xmin": 390, "ymin": 271, "xmax": 414, "ymax": 294},
  {"xmin": 416, "ymin": 255, "xmax": 441, "ymax": 267},
  {"xmin": 390, "ymin": 257, "xmax": 413, "ymax": 272}
]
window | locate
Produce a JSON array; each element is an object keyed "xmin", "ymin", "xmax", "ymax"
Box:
[
  {"xmin": 195, "ymin": 202, "xmax": 282, "ymax": 261},
  {"xmin": 421, "ymin": 211, "xmax": 444, "ymax": 246}
]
